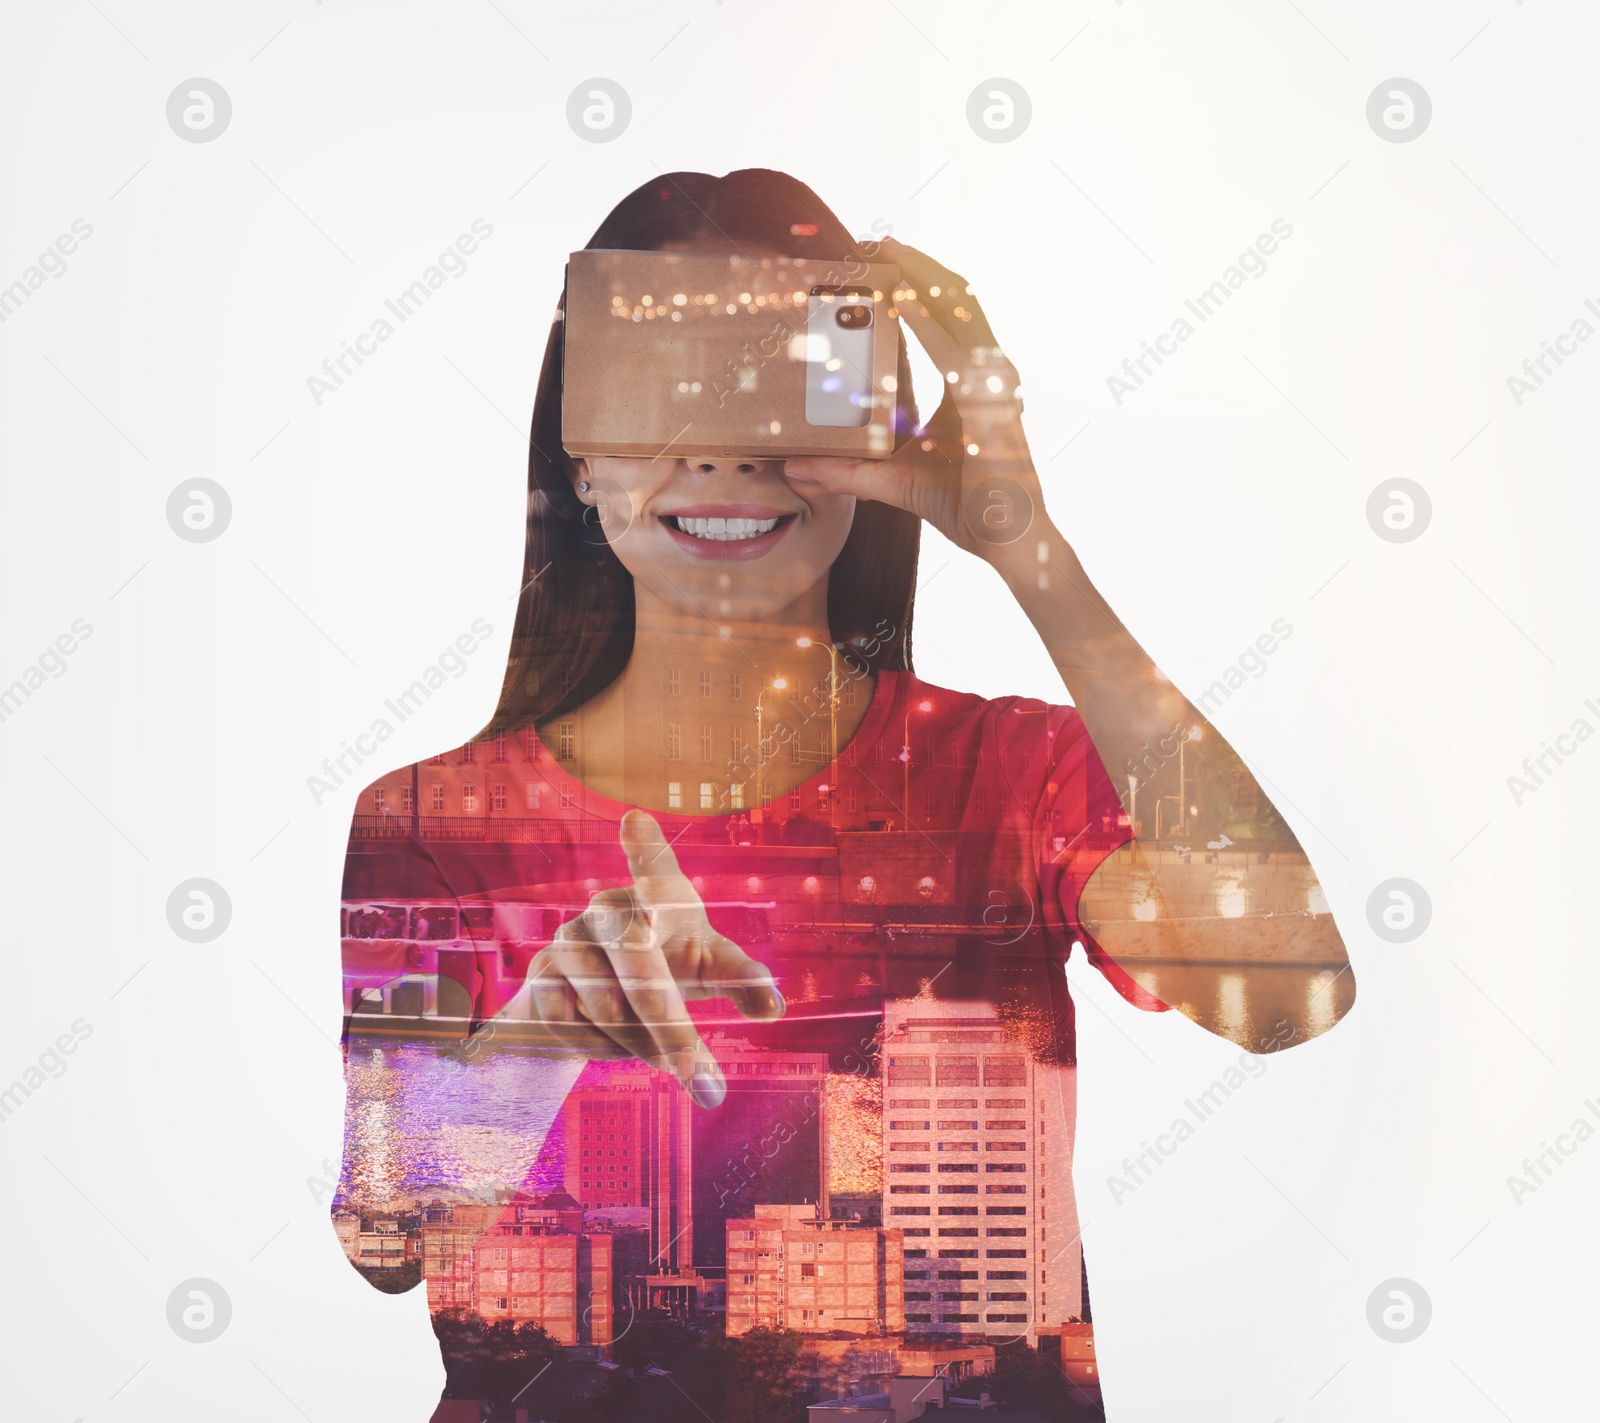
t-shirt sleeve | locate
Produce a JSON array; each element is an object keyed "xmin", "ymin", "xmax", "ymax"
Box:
[
  {"xmin": 1033, "ymin": 705, "xmax": 1170, "ymax": 1014},
  {"xmin": 339, "ymin": 771, "xmax": 495, "ymax": 1014}
]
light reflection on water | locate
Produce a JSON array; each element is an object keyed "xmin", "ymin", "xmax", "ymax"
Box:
[
  {"xmin": 1125, "ymin": 964, "xmax": 1355, "ymax": 1050},
  {"xmin": 340, "ymin": 967, "xmax": 1351, "ymax": 1210},
  {"xmin": 340, "ymin": 1041, "xmax": 583, "ymax": 1211}
]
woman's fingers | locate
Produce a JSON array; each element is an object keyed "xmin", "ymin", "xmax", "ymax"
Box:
[
  {"xmin": 519, "ymin": 944, "xmax": 632, "ymax": 1057},
  {"xmin": 782, "ymin": 453, "xmax": 908, "ymax": 507},
  {"xmin": 619, "ymin": 810, "xmax": 699, "ymax": 917},
  {"xmin": 883, "ymin": 239, "xmax": 999, "ymax": 350},
  {"xmin": 694, "ymin": 930, "xmax": 786, "ymax": 1020},
  {"xmin": 538, "ymin": 888, "xmax": 730, "ymax": 1108},
  {"xmin": 618, "ymin": 810, "xmax": 784, "ymax": 1022}
]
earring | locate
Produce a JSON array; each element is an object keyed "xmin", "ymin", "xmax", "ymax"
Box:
[{"xmin": 578, "ymin": 481, "xmax": 591, "ymax": 493}]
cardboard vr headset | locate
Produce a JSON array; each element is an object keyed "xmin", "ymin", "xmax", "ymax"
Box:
[{"xmin": 561, "ymin": 249, "xmax": 903, "ymax": 461}]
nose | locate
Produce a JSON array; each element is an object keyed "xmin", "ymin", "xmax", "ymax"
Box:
[{"xmin": 684, "ymin": 456, "xmax": 771, "ymax": 476}]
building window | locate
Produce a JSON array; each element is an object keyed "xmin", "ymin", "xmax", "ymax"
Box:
[
  {"xmin": 844, "ymin": 679, "xmax": 857, "ymax": 708},
  {"xmin": 788, "ymin": 735, "xmax": 801, "ymax": 764},
  {"xmin": 699, "ymin": 671, "xmax": 712, "ymax": 698},
  {"xmin": 372, "ymin": 786, "xmax": 386, "ymax": 811},
  {"xmin": 558, "ymin": 723, "xmax": 575, "ymax": 760},
  {"xmin": 888, "ymin": 1057, "xmax": 932, "ymax": 1086},
  {"xmin": 985, "ymin": 1058, "xmax": 1028, "ymax": 1086},
  {"xmin": 974, "ymin": 785, "xmax": 987, "ymax": 813},
  {"xmin": 491, "ymin": 735, "xmax": 507, "ymax": 764},
  {"xmin": 845, "ymin": 787, "xmax": 857, "ymax": 813},
  {"xmin": 462, "ymin": 786, "xmax": 478, "ymax": 813},
  {"xmin": 937, "ymin": 1056, "xmax": 980, "ymax": 1087},
  {"xmin": 730, "ymin": 672, "xmax": 742, "ymax": 700},
  {"xmin": 668, "ymin": 781, "xmax": 682, "ymax": 809},
  {"xmin": 431, "ymin": 785, "xmax": 445, "ymax": 812},
  {"xmin": 401, "ymin": 785, "xmax": 414, "ymax": 813},
  {"xmin": 526, "ymin": 782, "xmax": 543, "ymax": 810},
  {"xmin": 667, "ymin": 724, "xmax": 682, "ymax": 760},
  {"xmin": 700, "ymin": 724, "xmax": 712, "ymax": 761},
  {"xmin": 560, "ymin": 784, "xmax": 575, "ymax": 810},
  {"xmin": 790, "ymin": 788, "xmax": 801, "ymax": 811},
  {"xmin": 730, "ymin": 784, "xmax": 745, "ymax": 810},
  {"xmin": 429, "ymin": 753, "xmax": 447, "ymax": 767},
  {"xmin": 490, "ymin": 785, "xmax": 507, "ymax": 812},
  {"xmin": 461, "ymin": 743, "xmax": 477, "ymax": 765},
  {"xmin": 699, "ymin": 782, "xmax": 714, "ymax": 810},
  {"xmin": 667, "ymin": 668, "xmax": 681, "ymax": 695}
]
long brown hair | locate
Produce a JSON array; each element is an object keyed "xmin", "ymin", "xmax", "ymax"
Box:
[{"xmin": 478, "ymin": 169, "xmax": 922, "ymax": 738}]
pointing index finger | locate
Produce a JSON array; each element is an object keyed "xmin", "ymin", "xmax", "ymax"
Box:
[{"xmin": 620, "ymin": 809, "xmax": 697, "ymax": 912}]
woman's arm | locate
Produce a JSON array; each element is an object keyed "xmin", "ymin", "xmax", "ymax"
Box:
[{"xmin": 786, "ymin": 240, "xmax": 1353, "ymax": 1047}]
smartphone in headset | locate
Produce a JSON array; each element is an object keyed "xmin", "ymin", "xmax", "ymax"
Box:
[{"xmin": 804, "ymin": 286, "xmax": 877, "ymax": 428}]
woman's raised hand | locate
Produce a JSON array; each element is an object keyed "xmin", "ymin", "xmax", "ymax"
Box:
[
  {"xmin": 783, "ymin": 238, "xmax": 1041, "ymax": 561},
  {"xmin": 507, "ymin": 809, "xmax": 785, "ymax": 1107}
]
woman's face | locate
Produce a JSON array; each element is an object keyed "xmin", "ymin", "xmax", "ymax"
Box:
[
  {"xmin": 570, "ymin": 450, "xmax": 856, "ymax": 624},
  {"xmin": 569, "ymin": 232, "xmax": 857, "ymax": 625}
]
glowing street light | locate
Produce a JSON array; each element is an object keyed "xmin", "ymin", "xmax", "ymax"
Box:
[
  {"xmin": 754, "ymin": 677, "xmax": 789, "ymax": 834},
  {"xmin": 902, "ymin": 698, "xmax": 934, "ymax": 827},
  {"xmin": 1179, "ymin": 724, "xmax": 1202, "ymax": 843},
  {"xmin": 795, "ymin": 635, "xmax": 839, "ymax": 830}
]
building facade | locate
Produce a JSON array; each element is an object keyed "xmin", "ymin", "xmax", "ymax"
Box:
[
  {"xmin": 470, "ymin": 1222, "xmax": 613, "ymax": 1347},
  {"xmin": 725, "ymin": 1204, "xmax": 905, "ymax": 1337},
  {"xmin": 879, "ymin": 1000, "xmax": 1083, "ymax": 1340}
]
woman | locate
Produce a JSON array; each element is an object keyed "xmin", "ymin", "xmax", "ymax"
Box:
[{"xmin": 335, "ymin": 170, "xmax": 1355, "ymax": 1419}]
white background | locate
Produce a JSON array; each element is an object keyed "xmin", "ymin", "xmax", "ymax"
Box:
[{"xmin": 1, "ymin": 1, "xmax": 1596, "ymax": 1419}]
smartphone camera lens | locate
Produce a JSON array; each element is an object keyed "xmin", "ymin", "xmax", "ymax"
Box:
[{"xmin": 836, "ymin": 304, "xmax": 872, "ymax": 329}]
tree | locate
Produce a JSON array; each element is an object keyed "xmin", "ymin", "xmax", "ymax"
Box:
[
  {"xmin": 355, "ymin": 1258, "xmax": 422, "ymax": 1294},
  {"xmin": 431, "ymin": 1310, "xmax": 563, "ymax": 1410},
  {"xmin": 952, "ymin": 1341, "xmax": 1103, "ymax": 1423},
  {"xmin": 611, "ymin": 1314, "xmax": 702, "ymax": 1373},
  {"xmin": 717, "ymin": 1327, "xmax": 807, "ymax": 1423}
]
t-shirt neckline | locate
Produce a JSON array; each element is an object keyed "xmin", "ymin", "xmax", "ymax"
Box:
[{"xmin": 546, "ymin": 667, "xmax": 904, "ymax": 823}]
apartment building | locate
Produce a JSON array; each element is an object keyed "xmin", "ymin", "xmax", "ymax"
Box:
[
  {"xmin": 879, "ymin": 999, "xmax": 1082, "ymax": 1340},
  {"xmin": 725, "ymin": 1204, "xmax": 905, "ymax": 1337}
]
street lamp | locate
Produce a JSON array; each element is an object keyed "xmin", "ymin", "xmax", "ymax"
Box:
[
  {"xmin": 795, "ymin": 635, "xmax": 839, "ymax": 830},
  {"xmin": 900, "ymin": 698, "xmax": 933, "ymax": 828},
  {"xmin": 1179, "ymin": 725, "xmax": 1201, "ymax": 839},
  {"xmin": 754, "ymin": 676, "xmax": 788, "ymax": 838}
]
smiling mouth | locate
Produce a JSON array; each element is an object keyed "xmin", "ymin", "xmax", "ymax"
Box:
[{"xmin": 664, "ymin": 514, "xmax": 795, "ymax": 542}]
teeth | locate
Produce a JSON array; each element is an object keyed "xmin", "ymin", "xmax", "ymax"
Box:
[{"xmin": 673, "ymin": 516, "xmax": 781, "ymax": 541}]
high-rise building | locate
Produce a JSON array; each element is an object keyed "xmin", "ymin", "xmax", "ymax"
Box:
[
  {"xmin": 558, "ymin": 1060, "xmax": 694, "ymax": 1276},
  {"xmin": 879, "ymin": 999, "xmax": 1083, "ymax": 1341},
  {"xmin": 725, "ymin": 1205, "xmax": 905, "ymax": 1337},
  {"xmin": 693, "ymin": 1033, "xmax": 831, "ymax": 1271}
]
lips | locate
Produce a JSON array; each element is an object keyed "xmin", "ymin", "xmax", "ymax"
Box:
[{"xmin": 658, "ymin": 503, "xmax": 799, "ymax": 560}]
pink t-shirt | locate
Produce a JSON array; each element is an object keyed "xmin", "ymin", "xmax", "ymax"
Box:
[{"xmin": 338, "ymin": 669, "xmax": 1167, "ymax": 1349}]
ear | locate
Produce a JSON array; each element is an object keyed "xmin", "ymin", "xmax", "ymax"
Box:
[{"xmin": 568, "ymin": 456, "xmax": 593, "ymax": 500}]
